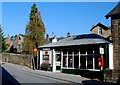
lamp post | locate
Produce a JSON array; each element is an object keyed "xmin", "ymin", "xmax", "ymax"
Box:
[{"xmin": 32, "ymin": 48, "xmax": 38, "ymax": 70}]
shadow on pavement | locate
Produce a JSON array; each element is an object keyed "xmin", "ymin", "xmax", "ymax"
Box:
[
  {"xmin": 2, "ymin": 66, "xmax": 20, "ymax": 85},
  {"xmin": 82, "ymin": 80, "xmax": 116, "ymax": 85}
]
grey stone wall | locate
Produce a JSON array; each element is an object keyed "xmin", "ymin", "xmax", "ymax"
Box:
[
  {"xmin": 91, "ymin": 26, "xmax": 111, "ymax": 39},
  {"xmin": 104, "ymin": 16, "xmax": 120, "ymax": 83},
  {"xmin": 111, "ymin": 16, "xmax": 120, "ymax": 69},
  {"xmin": 0, "ymin": 53, "xmax": 32, "ymax": 68}
]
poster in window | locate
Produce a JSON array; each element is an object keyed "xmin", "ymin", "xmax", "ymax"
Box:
[{"xmin": 43, "ymin": 55, "xmax": 49, "ymax": 60}]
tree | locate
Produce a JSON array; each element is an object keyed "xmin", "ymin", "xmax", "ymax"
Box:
[
  {"xmin": 23, "ymin": 4, "xmax": 45, "ymax": 55},
  {"xmin": 0, "ymin": 25, "xmax": 7, "ymax": 53}
]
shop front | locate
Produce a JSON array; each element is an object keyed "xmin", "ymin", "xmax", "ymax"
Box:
[{"xmin": 38, "ymin": 34, "xmax": 113, "ymax": 77}]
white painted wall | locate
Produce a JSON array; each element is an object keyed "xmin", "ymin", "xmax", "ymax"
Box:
[
  {"xmin": 109, "ymin": 43, "xmax": 113, "ymax": 69},
  {"xmin": 52, "ymin": 49, "xmax": 56, "ymax": 72}
]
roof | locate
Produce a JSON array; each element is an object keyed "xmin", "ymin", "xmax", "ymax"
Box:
[
  {"xmin": 38, "ymin": 34, "xmax": 110, "ymax": 48},
  {"xmin": 105, "ymin": 2, "xmax": 120, "ymax": 19},
  {"xmin": 90, "ymin": 22, "xmax": 110, "ymax": 31}
]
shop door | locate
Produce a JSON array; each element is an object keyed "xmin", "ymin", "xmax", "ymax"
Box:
[{"xmin": 56, "ymin": 54, "xmax": 61, "ymax": 71}]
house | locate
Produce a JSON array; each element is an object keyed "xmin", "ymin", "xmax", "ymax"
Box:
[
  {"xmin": 104, "ymin": 2, "xmax": 120, "ymax": 83},
  {"xmin": 11, "ymin": 34, "xmax": 24, "ymax": 53},
  {"xmin": 37, "ymin": 33, "xmax": 113, "ymax": 78},
  {"xmin": 45, "ymin": 33, "xmax": 69, "ymax": 44},
  {"xmin": 4, "ymin": 34, "xmax": 13, "ymax": 51},
  {"xmin": 90, "ymin": 22, "xmax": 112, "ymax": 40}
]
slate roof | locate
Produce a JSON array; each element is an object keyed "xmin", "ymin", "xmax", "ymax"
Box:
[
  {"xmin": 38, "ymin": 34, "xmax": 110, "ymax": 48},
  {"xmin": 105, "ymin": 2, "xmax": 120, "ymax": 19},
  {"xmin": 90, "ymin": 22, "xmax": 110, "ymax": 31}
]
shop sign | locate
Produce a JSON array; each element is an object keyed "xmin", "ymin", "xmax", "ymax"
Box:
[
  {"xmin": 43, "ymin": 48, "xmax": 50, "ymax": 51},
  {"xmin": 100, "ymin": 48, "xmax": 104, "ymax": 54}
]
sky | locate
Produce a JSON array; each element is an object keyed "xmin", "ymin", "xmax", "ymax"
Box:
[{"xmin": 2, "ymin": 2, "xmax": 118, "ymax": 38}]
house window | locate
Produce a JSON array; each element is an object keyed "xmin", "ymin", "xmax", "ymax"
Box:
[
  {"xmin": 19, "ymin": 37, "xmax": 21, "ymax": 40},
  {"xmin": 18, "ymin": 44, "xmax": 21, "ymax": 49},
  {"xmin": 98, "ymin": 28, "xmax": 102, "ymax": 35}
]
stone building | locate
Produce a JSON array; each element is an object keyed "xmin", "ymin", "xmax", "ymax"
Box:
[
  {"xmin": 12, "ymin": 34, "xmax": 24, "ymax": 53},
  {"xmin": 90, "ymin": 22, "xmax": 112, "ymax": 40},
  {"xmin": 104, "ymin": 2, "xmax": 120, "ymax": 83}
]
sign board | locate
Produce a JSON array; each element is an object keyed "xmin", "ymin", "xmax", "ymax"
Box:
[
  {"xmin": 100, "ymin": 48, "xmax": 104, "ymax": 54},
  {"xmin": 43, "ymin": 48, "xmax": 50, "ymax": 51}
]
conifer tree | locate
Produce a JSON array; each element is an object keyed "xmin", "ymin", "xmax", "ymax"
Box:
[
  {"xmin": 23, "ymin": 4, "xmax": 45, "ymax": 54},
  {"xmin": 0, "ymin": 25, "xmax": 7, "ymax": 53}
]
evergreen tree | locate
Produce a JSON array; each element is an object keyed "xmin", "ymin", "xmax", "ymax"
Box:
[
  {"xmin": 23, "ymin": 4, "xmax": 45, "ymax": 55},
  {"xmin": 0, "ymin": 25, "xmax": 7, "ymax": 53}
]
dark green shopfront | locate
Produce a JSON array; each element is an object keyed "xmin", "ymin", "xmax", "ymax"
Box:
[{"xmin": 37, "ymin": 34, "xmax": 113, "ymax": 80}]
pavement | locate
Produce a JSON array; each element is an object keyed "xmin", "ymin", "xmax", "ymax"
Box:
[{"xmin": 0, "ymin": 62, "xmax": 117, "ymax": 85}]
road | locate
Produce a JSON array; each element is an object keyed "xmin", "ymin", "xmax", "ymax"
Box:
[{"xmin": 1, "ymin": 63, "xmax": 73, "ymax": 84}]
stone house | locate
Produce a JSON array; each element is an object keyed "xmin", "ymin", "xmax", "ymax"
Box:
[
  {"xmin": 4, "ymin": 35, "xmax": 13, "ymax": 51},
  {"xmin": 12, "ymin": 34, "xmax": 24, "ymax": 53},
  {"xmin": 90, "ymin": 22, "xmax": 112, "ymax": 40},
  {"xmin": 104, "ymin": 2, "xmax": 120, "ymax": 83}
]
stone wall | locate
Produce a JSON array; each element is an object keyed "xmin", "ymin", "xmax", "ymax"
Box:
[
  {"xmin": 104, "ymin": 16, "xmax": 120, "ymax": 83},
  {"xmin": 91, "ymin": 26, "xmax": 111, "ymax": 39},
  {"xmin": 0, "ymin": 53, "xmax": 32, "ymax": 68}
]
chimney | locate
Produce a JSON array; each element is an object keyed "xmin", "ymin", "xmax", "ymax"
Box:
[
  {"xmin": 8, "ymin": 34, "xmax": 10, "ymax": 39},
  {"xmin": 67, "ymin": 32, "xmax": 70, "ymax": 37},
  {"xmin": 46, "ymin": 34, "xmax": 49, "ymax": 41},
  {"xmin": 52, "ymin": 35, "xmax": 57, "ymax": 43},
  {"xmin": 92, "ymin": 25, "xmax": 94, "ymax": 27}
]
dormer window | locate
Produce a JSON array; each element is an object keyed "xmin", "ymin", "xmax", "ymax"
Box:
[
  {"xmin": 98, "ymin": 28, "xmax": 102, "ymax": 35},
  {"xmin": 19, "ymin": 37, "xmax": 21, "ymax": 40}
]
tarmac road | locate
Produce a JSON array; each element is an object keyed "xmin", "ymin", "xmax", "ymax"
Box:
[{"xmin": 1, "ymin": 63, "xmax": 74, "ymax": 84}]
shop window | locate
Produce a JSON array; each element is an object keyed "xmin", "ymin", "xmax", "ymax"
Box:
[
  {"xmin": 74, "ymin": 55, "xmax": 79, "ymax": 68},
  {"xmin": 80, "ymin": 56, "xmax": 86, "ymax": 69},
  {"xmin": 87, "ymin": 55, "xmax": 93, "ymax": 69},
  {"xmin": 68, "ymin": 56, "xmax": 73, "ymax": 68},
  {"xmin": 74, "ymin": 49, "xmax": 79, "ymax": 56},
  {"xmin": 43, "ymin": 55, "xmax": 49, "ymax": 60},
  {"xmin": 80, "ymin": 48, "xmax": 86, "ymax": 54},
  {"xmin": 63, "ymin": 56, "xmax": 67, "ymax": 67},
  {"xmin": 95, "ymin": 55, "xmax": 101, "ymax": 70},
  {"xmin": 87, "ymin": 47, "xmax": 93, "ymax": 54},
  {"xmin": 56, "ymin": 54, "xmax": 61, "ymax": 61},
  {"xmin": 94, "ymin": 46, "xmax": 99, "ymax": 54},
  {"xmin": 63, "ymin": 50, "xmax": 67, "ymax": 56}
]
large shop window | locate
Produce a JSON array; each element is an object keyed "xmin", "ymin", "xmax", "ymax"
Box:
[
  {"xmin": 63, "ymin": 56, "xmax": 67, "ymax": 67},
  {"xmin": 56, "ymin": 54, "xmax": 61, "ymax": 61},
  {"xmin": 74, "ymin": 49, "xmax": 79, "ymax": 68},
  {"xmin": 63, "ymin": 50, "xmax": 67, "ymax": 67},
  {"xmin": 87, "ymin": 55, "xmax": 93, "ymax": 69},
  {"xmin": 68, "ymin": 56, "xmax": 72, "ymax": 68},
  {"xmin": 80, "ymin": 56, "xmax": 86, "ymax": 69},
  {"xmin": 43, "ymin": 55, "xmax": 49, "ymax": 60}
]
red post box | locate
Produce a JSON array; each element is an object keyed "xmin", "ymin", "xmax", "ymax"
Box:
[{"xmin": 98, "ymin": 58, "xmax": 104, "ymax": 67}]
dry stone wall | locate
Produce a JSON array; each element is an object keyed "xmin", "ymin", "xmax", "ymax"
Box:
[{"xmin": 0, "ymin": 53, "xmax": 32, "ymax": 68}]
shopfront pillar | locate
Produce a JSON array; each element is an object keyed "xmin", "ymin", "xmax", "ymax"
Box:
[
  {"xmin": 52, "ymin": 49, "xmax": 56, "ymax": 72},
  {"xmin": 40, "ymin": 50, "xmax": 43, "ymax": 68}
]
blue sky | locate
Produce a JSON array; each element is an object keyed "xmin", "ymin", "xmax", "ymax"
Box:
[{"xmin": 2, "ymin": 2, "xmax": 117, "ymax": 38}]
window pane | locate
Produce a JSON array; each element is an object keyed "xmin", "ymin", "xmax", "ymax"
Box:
[
  {"xmin": 74, "ymin": 56, "xmax": 79, "ymax": 68},
  {"xmin": 68, "ymin": 56, "xmax": 72, "ymax": 68},
  {"xmin": 87, "ymin": 55, "xmax": 93, "ymax": 69},
  {"xmin": 80, "ymin": 56, "xmax": 86, "ymax": 69},
  {"xmin": 63, "ymin": 56, "xmax": 67, "ymax": 67}
]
